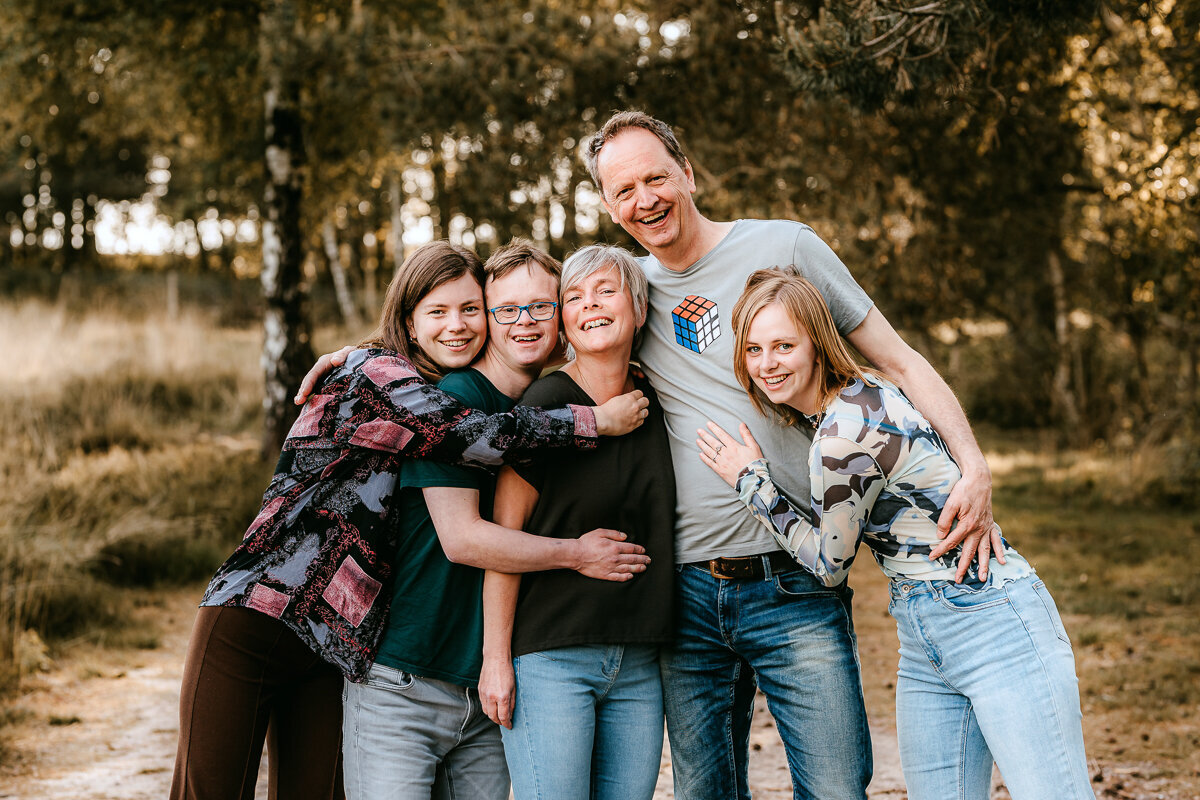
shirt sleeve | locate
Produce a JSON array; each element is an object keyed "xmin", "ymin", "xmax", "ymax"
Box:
[
  {"xmin": 790, "ymin": 225, "xmax": 874, "ymax": 336},
  {"xmin": 403, "ymin": 372, "xmax": 496, "ymax": 490},
  {"xmin": 733, "ymin": 433, "xmax": 885, "ymax": 586},
  {"xmin": 288, "ymin": 350, "xmax": 597, "ymax": 467}
]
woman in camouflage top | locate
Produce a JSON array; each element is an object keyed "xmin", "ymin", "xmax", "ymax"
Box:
[{"xmin": 698, "ymin": 268, "xmax": 1093, "ymax": 800}]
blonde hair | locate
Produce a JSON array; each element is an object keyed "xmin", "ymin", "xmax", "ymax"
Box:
[
  {"xmin": 731, "ymin": 267, "xmax": 871, "ymax": 426},
  {"xmin": 360, "ymin": 241, "xmax": 484, "ymax": 382}
]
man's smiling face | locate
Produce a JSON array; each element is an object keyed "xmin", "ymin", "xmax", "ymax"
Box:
[{"xmin": 596, "ymin": 127, "xmax": 698, "ymax": 257}]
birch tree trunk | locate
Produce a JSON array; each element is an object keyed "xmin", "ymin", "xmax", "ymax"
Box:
[
  {"xmin": 389, "ymin": 171, "xmax": 406, "ymax": 274},
  {"xmin": 323, "ymin": 217, "xmax": 362, "ymax": 327},
  {"xmin": 259, "ymin": 0, "xmax": 315, "ymax": 458}
]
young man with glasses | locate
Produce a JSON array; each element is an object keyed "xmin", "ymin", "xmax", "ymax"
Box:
[{"xmin": 340, "ymin": 240, "xmax": 649, "ymax": 800}]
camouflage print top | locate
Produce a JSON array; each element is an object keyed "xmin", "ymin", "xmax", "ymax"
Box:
[
  {"xmin": 735, "ymin": 374, "xmax": 1030, "ymax": 586},
  {"xmin": 202, "ymin": 348, "xmax": 598, "ymax": 681}
]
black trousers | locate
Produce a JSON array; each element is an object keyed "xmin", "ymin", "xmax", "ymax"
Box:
[{"xmin": 170, "ymin": 606, "xmax": 345, "ymax": 800}]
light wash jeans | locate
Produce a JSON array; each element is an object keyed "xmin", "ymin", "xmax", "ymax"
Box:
[
  {"xmin": 659, "ymin": 562, "xmax": 871, "ymax": 800},
  {"xmin": 341, "ymin": 663, "xmax": 509, "ymax": 800},
  {"xmin": 500, "ymin": 643, "xmax": 663, "ymax": 800},
  {"xmin": 889, "ymin": 573, "xmax": 1094, "ymax": 800}
]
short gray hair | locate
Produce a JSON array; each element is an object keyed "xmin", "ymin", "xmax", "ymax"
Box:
[
  {"xmin": 560, "ymin": 244, "xmax": 649, "ymax": 359},
  {"xmin": 583, "ymin": 111, "xmax": 689, "ymax": 195}
]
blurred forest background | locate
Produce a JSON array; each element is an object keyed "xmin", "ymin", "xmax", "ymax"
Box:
[{"xmin": 1, "ymin": 0, "xmax": 1198, "ymax": 792}]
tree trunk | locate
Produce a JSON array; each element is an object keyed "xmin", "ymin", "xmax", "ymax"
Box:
[
  {"xmin": 323, "ymin": 216, "xmax": 361, "ymax": 327},
  {"xmin": 259, "ymin": 0, "xmax": 315, "ymax": 458},
  {"xmin": 1048, "ymin": 250, "xmax": 1084, "ymax": 444},
  {"xmin": 432, "ymin": 153, "xmax": 453, "ymax": 241},
  {"xmin": 389, "ymin": 171, "xmax": 406, "ymax": 274},
  {"xmin": 560, "ymin": 174, "xmax": 578, "ymax": 253}
]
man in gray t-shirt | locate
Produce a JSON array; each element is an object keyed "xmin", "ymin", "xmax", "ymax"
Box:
[{"xmin": 585, "ymin": 111, "xmax": 999, "ymax": 800}]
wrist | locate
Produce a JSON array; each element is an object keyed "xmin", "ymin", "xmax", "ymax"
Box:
[
  {"xmin": 960, "ymin": 458, "xmax": 992, "ymax": 483},
  {"xmin": 557, "ymin": 538, "xmax": 582, "ymax": 571},
  {"xmin": 592, "ymin": 405, "xmax": 611, "ymax": 436}
]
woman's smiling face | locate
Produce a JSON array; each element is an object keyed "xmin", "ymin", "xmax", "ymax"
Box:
[
  {"xmin": 406, "ymin": 273, "xmax": 487, "ymax": 370},
  {"xmin": 561, "ymin": 265, "xmax": 641, "ymax": 357},
  {"xmin": 743, "ymin": 301, "xmax": 820, "ymax": 413}
]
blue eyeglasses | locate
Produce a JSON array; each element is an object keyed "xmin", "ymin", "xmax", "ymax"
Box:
[{"xmin": 487, "ymin": 302, "xmax": 559, "ymax": 324}]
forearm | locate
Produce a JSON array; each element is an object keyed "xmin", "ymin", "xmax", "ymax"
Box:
[
  {"xmin": 736, "ymin": 460, "xmax": 849, "ymax": 586},
  {"xmin": 482, "ymin": 570, "xmax": 521, "ymax": 662},
  {"xmin": 377, "ymin": 372, "xmax": 596, "ymax": 466},
  {"xmin": 297, "ymin": 350, "xmax": 598, "ymax": 466},
  {"xmin": 888, "ymin": 355, "xmax": 988, "ymax": 479},
  {"xmin": 441, "ymin": 516, "xmax": 579, "ymax": 572}
]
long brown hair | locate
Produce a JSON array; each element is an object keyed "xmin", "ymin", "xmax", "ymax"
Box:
[
  {"xmin": 360, "ymin": 241, "xmax": 484, "ymax": 382},
  {"xmin": 731, "ymin": 267, "xmax": 871, "ymax": 426}
]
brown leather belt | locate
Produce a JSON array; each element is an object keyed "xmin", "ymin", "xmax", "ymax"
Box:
[{"xmin": 687, "ymin": 551, "xmax": 802, "ymax": 580}]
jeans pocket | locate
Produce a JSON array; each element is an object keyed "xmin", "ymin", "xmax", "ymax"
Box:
[
  {"xmin": 363, "ymin": 664, "xmax": 415, "ymax": 692},
  {"xmin": 774, "ymin": 569, "xmax": 840, "ymax": 598},
  {"xmin": 934, "ymin": 581, "xmax": 1010, "ymax": 612},
  {"xmin": 1031, "ymin": 579, "xmax": 1072, "ymax": 645}
]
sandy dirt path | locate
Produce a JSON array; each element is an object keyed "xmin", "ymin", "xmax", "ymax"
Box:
[
  {"xmin": 0, "ymin": 566, "xmax": 1157, "ymax": 799},
  {"xmin": 0, "ymin": 572, "xmax": 907, "ymax": 799}
]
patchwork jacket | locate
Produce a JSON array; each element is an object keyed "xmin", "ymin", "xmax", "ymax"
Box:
[{"xmin": 202, "ymin": 348, "xmax": 597, "ymax": 680}]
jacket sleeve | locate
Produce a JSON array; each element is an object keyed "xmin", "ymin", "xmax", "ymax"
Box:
[
  {"xmin": 288, "ymin": 351, "xmax": 597, "ymax": 466},
  {"xmin": 733, "ymin": 434, "xmax": 884, "ymax": 586}
]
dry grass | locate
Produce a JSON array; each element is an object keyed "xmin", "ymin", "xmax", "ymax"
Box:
[{"xmin": 0, "ymin": 298, "xmax": 273, "ymax": 691}]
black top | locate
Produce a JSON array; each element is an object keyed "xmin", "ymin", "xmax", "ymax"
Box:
[{"xmin": 511, "ymin": 370, "xmax": 676, "ymax": 657}]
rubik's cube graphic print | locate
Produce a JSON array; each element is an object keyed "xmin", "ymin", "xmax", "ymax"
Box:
[{"xmin": 672, "ymin": 295, "xmax": 720, "ymax": 354}]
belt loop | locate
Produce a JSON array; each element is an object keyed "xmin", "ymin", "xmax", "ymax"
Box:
[{"xmin": 761, "ymin": 554, "xmax": 773, "ymax": 581}]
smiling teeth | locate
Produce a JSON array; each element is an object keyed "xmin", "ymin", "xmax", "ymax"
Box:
[
  {"xmin": 641, "ymin": 211, "xmax": 668, "ymax": 224},
  {"xmin": 583, "ymin": 319, "xmax": 612, "ymax": 330},
  {"xmin": 763, "ymin": 375, "xmax": 787, "ymax": 385},
  {"xmin": 443, "ymin": 339, "xmax": 469, "ymax": 347},
  {"xmin": 514, "ymin": 335, "xmax": 541, "ymax": 342}
]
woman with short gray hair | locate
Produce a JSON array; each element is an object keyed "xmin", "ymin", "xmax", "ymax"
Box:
[{"xmin": 478, "ymin": 244, "xmax": 675, "ymax": 800}]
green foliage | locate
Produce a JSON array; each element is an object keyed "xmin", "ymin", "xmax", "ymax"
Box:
[{"xmin": 747, "ymin": 0, "xmax": 1099, "ymax": 109}]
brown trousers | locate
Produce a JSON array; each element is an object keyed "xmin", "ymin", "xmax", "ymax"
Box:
[{"xmin": 170, "ymin": 606, "xmax": 345, "ymax": 800}]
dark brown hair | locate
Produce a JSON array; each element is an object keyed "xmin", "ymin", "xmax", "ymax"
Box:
[{"xmin": 360, "ymin": 241, "xmax": 484, "ymax": 381}]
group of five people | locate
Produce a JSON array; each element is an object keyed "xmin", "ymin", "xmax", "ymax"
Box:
[{"xmin": 170, "ymin": 110, "xmax": 1093, "ymax": 800}]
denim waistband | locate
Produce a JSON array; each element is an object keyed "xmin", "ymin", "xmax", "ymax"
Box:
[{"xmin": 889, "ymin": 568, "xmax": 1036, "ymax": 601}]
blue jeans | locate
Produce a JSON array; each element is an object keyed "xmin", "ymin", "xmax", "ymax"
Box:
[
  {"xmin": 660, "ymin": 562, "xmax": 871, "ymax": 800},
  {"xmin": 341, "ymin": 664, "xmax": 509, "ymax": 800},
  {"xmin": 500, "ymin": 644, "xmax": 663, "ymax": 800},
  {"xmin": 889, "ymin": 574, "xmax": 1094, "ymax": 800}
]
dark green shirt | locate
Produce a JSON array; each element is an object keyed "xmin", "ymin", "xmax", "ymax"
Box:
[{"xmin": 374, "ymin": 369, "xmax": 514, "ymax": 687}]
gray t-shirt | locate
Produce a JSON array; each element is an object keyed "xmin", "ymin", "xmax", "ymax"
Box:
[{"xmin": 637, "ymin": 219, "xmax": 873, "ymax": 563}]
